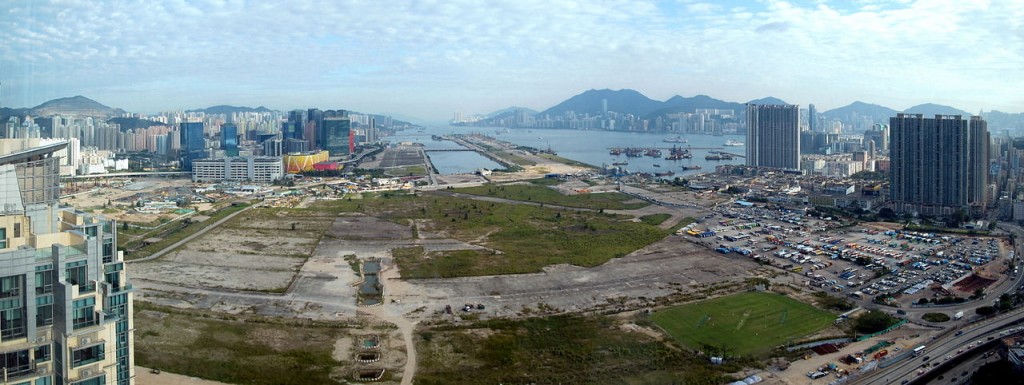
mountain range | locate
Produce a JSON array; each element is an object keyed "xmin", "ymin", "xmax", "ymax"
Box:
[
  {"xmin": 1, "ymin": 96, "xmax": 416, "ymax": 129},
  {"xmin": 477, "ymin": 88, "xmax": 1024, "ymax": 130}
]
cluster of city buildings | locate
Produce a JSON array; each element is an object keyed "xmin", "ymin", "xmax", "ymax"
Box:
[
  {"xmin": 744, "ymin": 104, "xmax": 991, "ymax": 219},
  {"xmin": 2, "ymin": 108, "xmax": 394, "ymax": 184}
]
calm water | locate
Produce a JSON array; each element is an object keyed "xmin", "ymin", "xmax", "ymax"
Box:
[{"xmin": 389, "ymin": 126, "xmax": 746, "ymax": 175}]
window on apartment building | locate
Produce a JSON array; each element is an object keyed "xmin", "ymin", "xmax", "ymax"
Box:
[
  {"xmin": 0, "ymin": 228, "xmax": 6, "ymax": 249},
  {"xmin": 66, "ymin": 261, "xmax": 94, "ymax": 293},
  {"xmin": 0, "ymin": 275, "xmax": 21, "ymax": 298},
  {"xmin": 0, "ymin": 349, "xmax": 31, "ymax": 377},
  {"xmin": 71, "ymin": 344, "xmax": 104, "ymax": 367},
  {"xmin": 35, "ymin": 265, "xmax": 53, "ymax": 295},
  {"xmin": 12, "ymin": 223, "xmax": 19, "ymax": 238},
  {"xmin": 70, "ymin": 376, "xmax": 103, "ymax": 385},
  {"xmin": 71, "ymin": 297, "xmax": 96, "ymax": 330},
  {"xmin": 1, "ymin": 307, "xmax": 26, "ymax": 339},
  {"xmin": 36, "ymin": 296, "xmax": 53, "ymax": 327},
  {"xmin": 34, "ymin": 344, "xmax": 50, "ymax": 362},
  {"xmin": 102, "ymin": 238, "xmax": 114, "ymax": 263}
]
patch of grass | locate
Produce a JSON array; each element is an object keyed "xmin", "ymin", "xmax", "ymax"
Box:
[
  {"xmin": 652, "ymin": 292, "xmax": 835, "ymax": 356},
  {"xmin": 922, "ymin": 312, "xmax": 951, "ymax": 322},
  {"xmin": 536, "ymin": 153, "xmax": 596, "ymax": 169},
  {"xmin": 416, "ymin": 314, "xmax": 748, "ymax": 385},
  {"xmin": 455, "ymin": 181, "xmax": 648, "ymax": 210},
  {"xmin": 314, "ymin": 194, "xmax": 668, "ymax": 277},
  {"xmin": 385, "ymin": 165, "xmax": 427, "ymax": 176},
  {"xmin": 639, "ymin": 213, "xmax": 672, "ymax": 226},
  {"xmin": 134, "ymin": 304, "xmax": 346, "ymax": 385}
]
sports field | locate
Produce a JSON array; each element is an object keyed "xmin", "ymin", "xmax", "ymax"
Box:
[{"xmin": 652, "ymin": 292, "xmax": 835, "ymax": 355}]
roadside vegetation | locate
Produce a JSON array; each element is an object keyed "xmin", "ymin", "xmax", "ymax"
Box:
[
  {"xmin": 851, "ymin": 310, "xmax": 901, "ymax": 334},
  {"xmin": 416, "ymin": 314, "xmax": 751, "ymax": 385},
  {"xmin": 922, "ymin": 312, "xmax": 951, "ymax": 322},
  {"xmin": 455, "ymin": 179, "xmax": 648, "ymax": 210},
  {"xmin": 121, "ymin": 202, "xmax": 249, "ymax": 260}
]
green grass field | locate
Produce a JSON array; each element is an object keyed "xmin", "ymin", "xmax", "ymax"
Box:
[{"xmin": 652, "ymin": 292, "xmax": 835, "ymax": 356}]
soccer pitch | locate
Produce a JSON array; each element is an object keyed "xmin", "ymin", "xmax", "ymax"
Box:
[{"xmin": 652, "ymin": 292, "xmax": 836, "ymax": 355}]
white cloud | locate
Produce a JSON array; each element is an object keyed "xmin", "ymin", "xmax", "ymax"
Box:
[{"xmin": 0, "ymin": 0, "xmax": 1021, "ymax": 119}]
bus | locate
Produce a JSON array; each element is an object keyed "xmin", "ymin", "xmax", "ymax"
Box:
[{"xmin": 912, "ymin": 345, "xmax": 926, "ymax": 356}]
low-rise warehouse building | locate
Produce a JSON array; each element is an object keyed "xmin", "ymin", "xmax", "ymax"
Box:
[{"xmin": 192, "ymin": 156, "xmax": 283, "ymax": 183}]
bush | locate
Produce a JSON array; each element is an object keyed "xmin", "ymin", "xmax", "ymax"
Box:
[
  {"xmin": 853, "ymin": 311, "xmax": 899, "ymax": 334},
  {"xmin": 976, "ymin": 306, "xmax": 997, "ymax": 316},
  {"xmin": 922, "ymin": 312, "xmax": 950, "ymax": 322}
]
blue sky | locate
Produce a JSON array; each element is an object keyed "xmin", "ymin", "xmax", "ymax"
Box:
[{"xmin": 2, "ymin": 0, "xmax": 1022, "ymax": 123}]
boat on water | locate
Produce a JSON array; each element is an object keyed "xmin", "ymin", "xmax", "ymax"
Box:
[
  {"xmin": 655, "ymin": 171, "xmax": 675, "ymax": 177},
  {"xmin": 724, "ymin": 140, "xmax": 744, "ymax": 147},
  {"xmin": 665, "ymin": 145, "xmax": 692, "ymax": 160},
  {"xmin": 612, "ymin": 161, "xmax": 629, "ymax": 166},
  {"xmin": 609, "ymin": 148, "xmax": 623, "ymax": 156},
  {"xmin": 705, "ymin": 153, "xmax": 734, "ymax": 161},
  {"xmin": 653, "ymin": 164, "xmax": 661, "ymax": 167},
  {"xmin": 663, "ymin": 136, "xmax": 687, "ymax": 143},
  {"xmin": 682, "ymin": 165, "xmax": 702, "ymax": 171}
]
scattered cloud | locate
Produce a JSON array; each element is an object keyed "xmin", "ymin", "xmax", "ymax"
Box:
[{"xmin": 0, "ymin": 0, "xmax": 1021, "ymax": 121}]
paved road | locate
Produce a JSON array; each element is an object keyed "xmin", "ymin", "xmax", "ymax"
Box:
[{"xmin": 853, "ymin": 307, "xmax": 1024, "ymax": 384}]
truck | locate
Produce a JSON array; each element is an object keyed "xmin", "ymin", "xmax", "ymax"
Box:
[{"xmin": 954, "ymin": 311, "xmax": 964, "ymax": 320}]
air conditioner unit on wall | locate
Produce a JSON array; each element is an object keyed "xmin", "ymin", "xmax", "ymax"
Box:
[
  {"xmin": 80, "ymin": 337, "xmax": 91, "ymax": 345},
  {"xmin": 81, "ymin": 368, "xmax": 93, "ymax": 377}
]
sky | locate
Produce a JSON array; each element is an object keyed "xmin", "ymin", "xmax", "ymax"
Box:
[{"xmin": 2, "ymin": 0, "xmax": 1022, "ymax": 123}]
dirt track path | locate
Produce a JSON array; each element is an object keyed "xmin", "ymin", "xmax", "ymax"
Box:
[{"xmin": 360, "ymin": 263, "xmax": 418, "ymax": 385}]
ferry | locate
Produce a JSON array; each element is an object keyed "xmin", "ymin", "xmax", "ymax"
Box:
[
  {"xmin": 663, "ymin": 136, "xmax": 687, "ymax": 143},
  {"xmin": 724, "ymin": 140, "xmax": 744, "ymax": 147}
]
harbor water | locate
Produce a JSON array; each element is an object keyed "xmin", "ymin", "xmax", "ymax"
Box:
[{"xmin": 390, "ymin": 126, "xmax": 746, "ymax": 175}]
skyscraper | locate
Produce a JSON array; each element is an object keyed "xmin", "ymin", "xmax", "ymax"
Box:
[
  {"xmin": 889, "ymin": 114, "xmax": 989, "ymax": 216},
  {"xmin": 808, "ymin": 104, "xmax": 817, "ymax": 133},
  {"xmin": 0, "ymin": 142, "xmax": 134, "ymax": 385},
  {"xmin": 285, "ymin": 110, "xmax": 306, "ymax": 140},
  {"xmin": 179, "ymin": 122, "xmax": 206, "ymax": 171},
  {"xmin": 220, "ymin": 123, "xmax": 238, "ymax": 157},
  {"xmin": 322, "ymin": 114, "xmax": 351, "ymax": 156},
  {"xmin": 746, "ymin": 104, "xmax": 800, "ymax": 170}
]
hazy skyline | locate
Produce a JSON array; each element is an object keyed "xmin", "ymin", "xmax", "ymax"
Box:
[{"xmin": 2, "ymin": 0, "xmax": 1022, "ymax": 123}]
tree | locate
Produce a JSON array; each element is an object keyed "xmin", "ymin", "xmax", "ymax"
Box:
[
  {"xmin": 976, "ymin": 306, "xmax": 997, "ymax": 316},
  {"xmin": 853, "ymin": 311, "xmax": 899, "ymax": 334},
  {"xmin": 878, "ymin": 208, "xmax": 896, "ymax": 220}
]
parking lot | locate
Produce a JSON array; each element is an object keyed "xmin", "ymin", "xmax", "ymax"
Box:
[{"xmin": 679, "ymin": 202, "xmax": 1014, "ymax": 309}]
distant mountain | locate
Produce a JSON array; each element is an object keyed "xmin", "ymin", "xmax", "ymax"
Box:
[
  {"xmin": 487, "ymin": 106, "xmax": 538, "ymax": 118},
  {"xmin": 190, "ymin": 105, "xmax": 273, "ymax": 115},
  {"xmin": 983, "ymin": 110, "xmax": 1024, "ymax": 131},
  {"xmin": 903, "ymin": 103, "xmax": 970, "ymax": 116},
  {"xmin": 540, "ymin": 89, "xmax": 663, "ymax": 117},
  {"xmin": 746, "ymin": 97, "xmax": 789, "ymax": 105},
  {"xmin": 821, "ymin": 101, "xmax": 898, "ymax": 124},
  {"xmin": 644, "ymin": 95, "xmax": 744, "ymax": 119},
  {"xmin": 108, "ymin": 117, "xmax": 167, "ymax": 131},
  {"xmin": 31, "ymin": 95, "xmax": 124, "ymax": 118}
]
